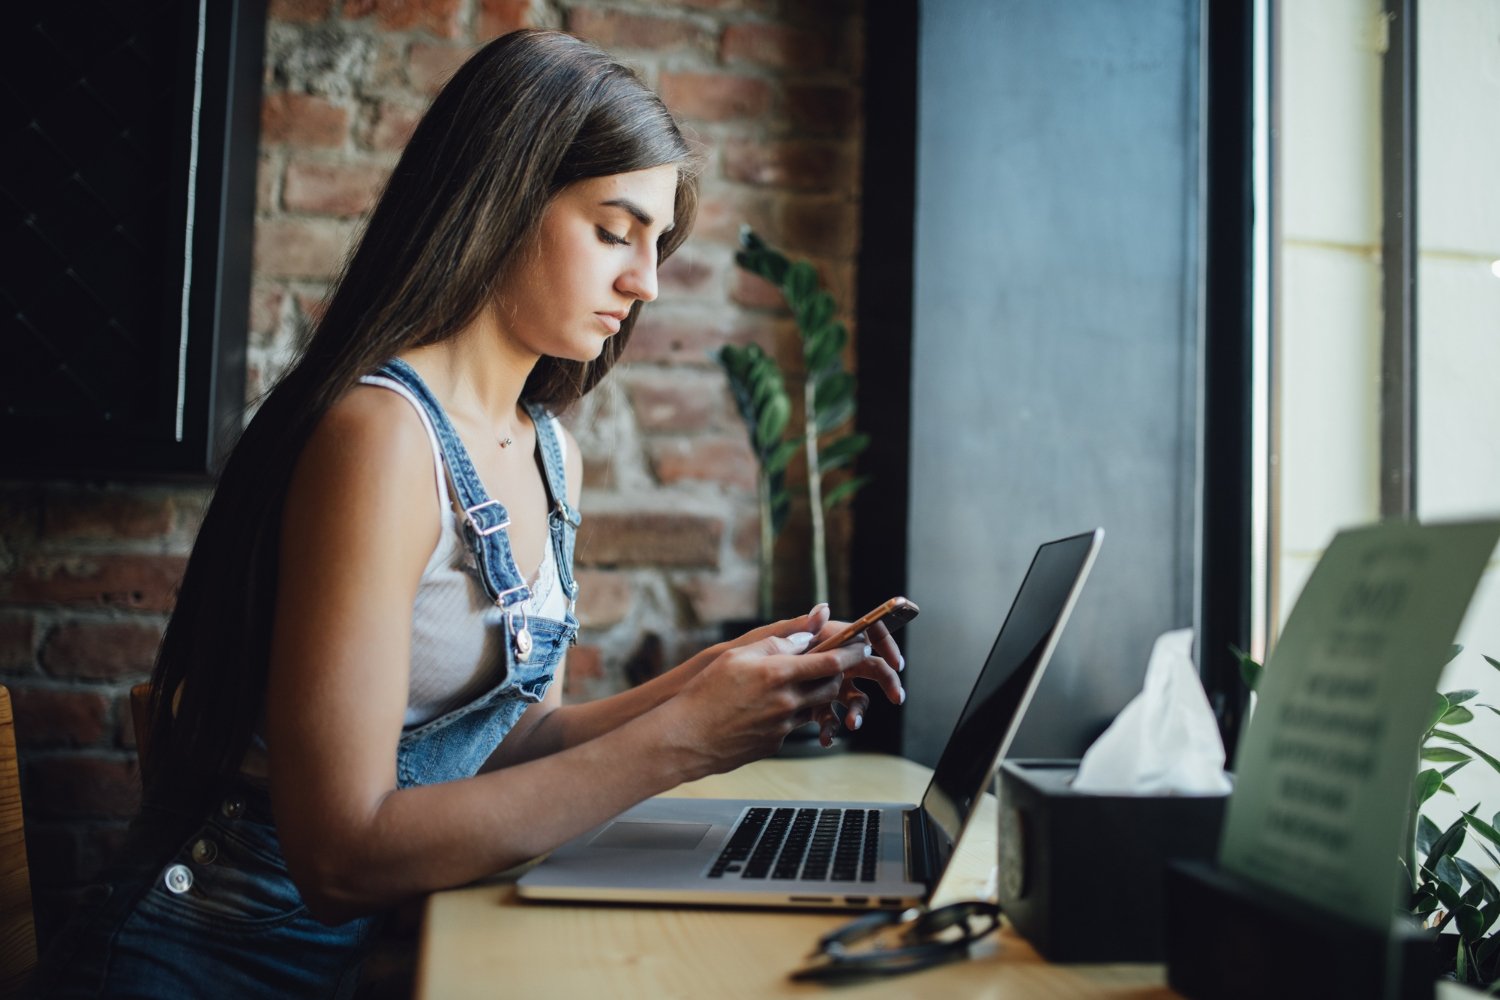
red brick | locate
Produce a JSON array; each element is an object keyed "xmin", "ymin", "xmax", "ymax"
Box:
[
  {"xmin": 786, "ymin": 83, "xmax": 857, "ymax": 136},
  {"xmin": 730, "ymin": 268, "xmax": 789, "ymax": 310},
  {"xmin": 721, "ymin": 23, "xmax": 825, "ymax": 70},
  {"xmin": 659, "ymin": 71, "xmax": 773, "ymax": 122},
  {"xmin": 26, "ymin": 755, "xmax": 140, "ymax": 821},
  {"xmin": 269, "ymin": 0, "xmax": 332, "ymax": 22},
  {"xmin": 624, "ymin": 310, "xmax": 786, "ymax": 367},
  {"xmin": 117, "ymin": 689, "xmax": 139, "ymax": 749},
  {"xmin": 476, "ymin": 0, "xmax": 532, "ymax": 39},
  {"xmin": 692, "ymin": 188, "xmax": 775, "ymax": 246},
  {"xmin": 367, "ymin": 102, "xmax": 425, "ymax": 152},
  {"xmin": 723, "ymin": 139, "xmax": 853, "ymax": 191},
  {"xmin": 0, "ymin": 614, "xmax": 37, "ymax": 671},
  {"xmin": 658, "ymin": 251, "xmax": 717, "ymax": 297},
  {"xmin": 261, "ymin": 93, "xmax": 349, "ymax": 148},
  {"xmin": 575, "ymin": 513, "xmax": 723, "ymax": 568},
  {"xmin": 563, "ymin": 644, "xmax": 603, "ymax": 696},
  {"xmin": 257, "ymin": 153, "xmax": 276, "ymax": 210},
  {"xmin": 776, "ymin": 196, "xmax": 858, "ymax": 258},
  {"xmin": 675, "ymin": 572, "xmax": 758, "ymax": 624},
  {"xmin": 2, "ymin": 556, "xmax": 185, "ymax": 613},
  {"xmin": 648, "ymin": 436, "xmax": 757, "ymax": 491},
  {"xmin": 41, "ymin": 621, "xmax": 163, "ymax": 680},
  {"xmin": 581, "ymin": 454, "xmax": 615, "ymax": 492},
  {"xmin": 248, "ymin": 285, "xmax": 287, "ymax": 347},
  {"xmin": 566, "ymin": 9, "xmax": 712, "ymax": 52},
  {"xmin": 622, "ymin": 375, "xmax": 736, "ymax": 432},
  {"xmin": 41, "ymin": 492, "xmax": 175, "ymax": 542},
  {"xmin": 254, "ymin": 218, "xmax": 354, "ymax": 280},
  {"xmin": 283, "ymin": 159, "xmax": 389, "ymax": 217},
  {"xmin": 346, "ymin": 0, "xmax": 463, "ymax": 38},
  {"xmin": 574, "ymin": 570, "xmax": 633, "ymax": 628},
  {"xmin": 11, "ymin": 687, "xmax": 110, "ymax": 747},
  {"xmin": 408, "ymin": 43, "xmax": 480, "ymax": 96}
]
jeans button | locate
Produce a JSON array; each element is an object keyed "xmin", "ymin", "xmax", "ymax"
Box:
[
  {"xmin": 163, "ymin": 864, "xmax": 193, "ymax": 894},
  {"xmin": 221, "ymin": 795, "xmax": 245, "ymax": 819},
  {"xmin": 191, "ymin": 838, "xmax": 218, "ymax": 865}
]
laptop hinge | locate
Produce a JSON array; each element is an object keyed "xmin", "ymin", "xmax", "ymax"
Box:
[{"xmin": 904, "ymin": 807, "xmax": 937, "ymax": 886}]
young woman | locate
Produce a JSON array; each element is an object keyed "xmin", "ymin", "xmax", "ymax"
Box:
[{"xmin": 39, "ymin": 28, "xmax": 902, "ymax": 998}]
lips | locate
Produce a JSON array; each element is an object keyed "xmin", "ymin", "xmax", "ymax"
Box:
[{"xmin": 595, "ymin": 312, "xmax": 626, "ymax": 334}]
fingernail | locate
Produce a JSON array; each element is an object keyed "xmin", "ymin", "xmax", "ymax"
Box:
[
  {"xmin": 898, "ymin": 688, "xmax": 906, "ymax": 705},
  {"xmin": 850, "ymin": 713, "xmax": 863, "ymax": 730},
  {"xmin": 787, "ymin": 631, "xmax": 813, "ymax": 650},
  {"xmin": 898, "ymin": 653, "xmax": 905, "ymax": 672},
  {"xmin": 862, "ymin": 643, "xmax": 873, "ymax": 658},
  {"xmin": 811, "ymin": 603, "xmax": 829, "ymax": 615}
]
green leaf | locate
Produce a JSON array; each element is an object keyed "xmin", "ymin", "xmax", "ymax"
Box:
[
  {"xmin": 1444, "ymin": 760, "xmax": 1473, "ymax": 779},
  {"xmin": 1435, "ymin": 729, "xmax": 1500, "ymax": 779},
  {"xmin": 1427, "ymin": 815, "xmax": 1469, "ymax": 873},
  {"xmin": 754, "ymin": 394, "xmax": 790, "ymax": 453},
  {"xmin": 1457, "ymin": 935, "xmax": 1471, "ymax": 981},
  {"xmin": 813, "ymin": 372, "xmax": 855, "ymax": 417},
  {"xmin": 1484, "ymin": 654, "xmax": 1500, "ymax": 672},
  {"xmin": 804, "ymin": 325, "xmax": 841, "ymax": 375},
  {"xmin": 1445, "ymin": 689, "xmax": 1481, "ymax": 706},
  {"xmin": 815, "ymin": 397, "xmax": 855, "ymax": 434},
  {"xmin": 1229, "ymin": 644, "xmax": 1262, "ymax": 693},
  {"xmin": 1423, "ymin": 747, "xmax": 1473, "ymax": 763},
  {"xmin": 1418, "ymin": 814, "xmax": 1443, "ymax": 857},
  {"xmin": 1439, "ymin": 855, "xmax": 1466, "ymax": 890},
  {"xmin": 797, "ymin": 293, "xmax": 836, "ymax": 341},
  {"xmin": 1456, "ymin": 858, "xmax": 1498, "ymax": 903},
  {"xmin": 821, "ymin": 474, "xmax": 871, "ymax": 510},
  {"xmin": 765, "ymin": 438, "xmax": 802, "ymax": 476},
  {"xmin": 1443, "ymin": 705, "xmax": 1477, "ymax": 725},
  {"xmin": 1430, "ymin": 693, "xmax": 1453, "ymax": 733},
  {"xmin": 1458, "ymin": 903, "xmax": 1486, "ymax": 940},
  {"xmin": 1416, "ymin": 769, "xmax": 1444, "ymax": 806},
  {"xmin": 1464, "ymin": 811, "xmax": 1500, "ymax": 855},
  {"xmin": 818, "ymin": 433, "xmax": 870, "ymax": 474},
  {"xmin": 783, "ymin": 261, "xmax": 817, "ymax": 304}
]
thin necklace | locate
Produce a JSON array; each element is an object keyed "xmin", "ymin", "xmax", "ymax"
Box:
[{"xmin": 498, "ymin": 431, "xmax": 514, "ymax": 448}]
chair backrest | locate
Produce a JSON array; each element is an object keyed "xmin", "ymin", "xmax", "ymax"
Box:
[
  {"xmin": 0, "ymin": 686, "xmax": 37, "ymax": 993},
  {"xmin": 130, "ymin": 682, "xmax": 153, "ymax": 769}
]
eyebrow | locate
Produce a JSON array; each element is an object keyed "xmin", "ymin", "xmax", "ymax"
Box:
[{"xmin": 600, "ymin": 198, "xmax": 674, "ymax": 234}]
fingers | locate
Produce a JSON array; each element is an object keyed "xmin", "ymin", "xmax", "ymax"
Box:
[
  {"xmin": 837, "ymin": 651, "xmax": 904, "ymax": 707},
  {"xmin": 840, "ymin": 683, "xmax": 871, "ymax": 733},
  {"xmin": 866, "ymin": 620, "xmax": 905, "ymax": 674}
]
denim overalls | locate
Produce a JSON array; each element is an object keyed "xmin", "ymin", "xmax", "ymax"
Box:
[{"xmin": 39, "ymin": 359, "xmax": 580, "ymax": 998}]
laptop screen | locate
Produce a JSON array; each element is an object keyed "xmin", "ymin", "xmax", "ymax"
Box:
[{"xmin": 918, "ymin": 529, "xmax": 1102, "ymax": 875}]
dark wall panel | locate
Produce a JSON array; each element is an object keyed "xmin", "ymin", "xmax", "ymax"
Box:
[{"xmin": 904, "ymin": 0, "xmax": 1202, "ymax": 765}]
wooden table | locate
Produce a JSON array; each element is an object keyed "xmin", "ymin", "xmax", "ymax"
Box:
[{"xmin": 417, "ymin": 753, "xmax": 1176, "ymax": 998}]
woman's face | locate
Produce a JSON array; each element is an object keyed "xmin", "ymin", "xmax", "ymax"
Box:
[{"xmin": 494, "ymin": 163, "xmax": 680, "ymax": 362}]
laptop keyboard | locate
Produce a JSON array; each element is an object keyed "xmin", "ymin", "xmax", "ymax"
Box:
[{"xmin": 707, "ymin": 807, "xmax": 881, "ymax": 882}]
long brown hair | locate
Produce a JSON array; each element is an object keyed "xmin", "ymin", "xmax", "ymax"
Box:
[{"xmin": 146, "ymin": 29, "xmax": 699, "ymax": 804}]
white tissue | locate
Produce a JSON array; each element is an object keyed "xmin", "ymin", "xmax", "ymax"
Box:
[{"xmin": 1071, "ymin": 629, "xmax": 1232, "ymax": 795}]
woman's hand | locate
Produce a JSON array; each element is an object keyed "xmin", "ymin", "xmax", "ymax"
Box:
[
  {"xmin": 662, "ymin": 630, "xmax": 899, "ymax": 779},
  {"xmin": 810, "ymin": 617, "xmax": 906, "ymax": 746}
]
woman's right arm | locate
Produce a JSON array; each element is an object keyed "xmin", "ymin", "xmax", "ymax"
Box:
[{"xmin": 264, "ymin": 390, "xmax": 866, "ymax": 925}]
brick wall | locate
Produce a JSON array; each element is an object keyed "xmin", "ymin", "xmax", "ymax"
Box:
[{"xmin": 0, "ymin": 0, "xmax": 863, "ymax": 939}]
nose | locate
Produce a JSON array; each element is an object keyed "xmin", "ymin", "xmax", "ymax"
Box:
[{"xmin": 616, "ymin": 248, "xmax": 659, "ymax": 303}]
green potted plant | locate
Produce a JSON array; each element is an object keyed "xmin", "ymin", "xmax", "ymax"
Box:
[
  {"xmin": 732, "ymin": 227, "xmax": 870, "ymax": 608},
  {"xmin": 714, "ymin": 342, "xmax": 798, "ymax": 622},
  {"xmin": 1235, "ymin": 644, "xmax": 1500, "ymax": 985}
]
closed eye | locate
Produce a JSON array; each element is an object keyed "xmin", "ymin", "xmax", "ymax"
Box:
[{"xmin": 596, "ymin": 226, "xmax": 630, "ymax": 247}]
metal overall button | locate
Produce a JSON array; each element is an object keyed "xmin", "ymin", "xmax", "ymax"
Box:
[
  {"xmin": 221, "ymin": 795, "xmax": 245, "ymax": 819},
  {"xmin": 191, "ymin": 838, "xmax": 219, "ymax": 865},
  {"xmin": 163, "ymin": 864, "xmax": 194, "ymax": 895},
  {"xmin": 508, "ymin": 603, "xmax": 532, "ymax": 662}
]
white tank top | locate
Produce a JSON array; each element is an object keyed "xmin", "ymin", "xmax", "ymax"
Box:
[{"xmin": 358, "ymin": 375, "xmax": 571, "ymax": 725}]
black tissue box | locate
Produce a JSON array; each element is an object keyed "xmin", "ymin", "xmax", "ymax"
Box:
[{"xmin": 995, "ymin": 759, "xmax": 1229, "ymax": 962}]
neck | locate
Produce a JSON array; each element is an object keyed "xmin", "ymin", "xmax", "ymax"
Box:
[{"xmin": 401, "ymin": 306, "xmax": 537, "ymax": 431}]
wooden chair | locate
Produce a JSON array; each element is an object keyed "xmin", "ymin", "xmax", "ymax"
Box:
[{"xmin": 0, "ymin": 686, "xmax": 37, "ymax": 994}]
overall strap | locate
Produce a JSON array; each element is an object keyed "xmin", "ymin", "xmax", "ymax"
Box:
[
  {"xmin": 524, "ymin": 401, "xmax": 582, "ymax": 611},
  {"xmin": 372, "ymin": 359, "xmax": 531, "ymax": 609}
]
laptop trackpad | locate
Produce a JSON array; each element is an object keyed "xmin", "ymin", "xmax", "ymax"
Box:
[{"xmin": 589, "ymin": 821, "xmax": 712, "ymax": 850}]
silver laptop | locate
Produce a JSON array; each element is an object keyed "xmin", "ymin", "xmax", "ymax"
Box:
[{"xmin": 517, "ymin": 528, "xmax": 1103, "ymax": 911}]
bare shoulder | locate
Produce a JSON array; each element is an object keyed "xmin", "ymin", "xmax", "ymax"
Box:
[{"xmin": 284, "ymin": 384, "xmax": 442, "ymax": 563}]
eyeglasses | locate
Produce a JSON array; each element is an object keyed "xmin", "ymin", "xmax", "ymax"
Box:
[{"xmin": 791, "ymin": 900, "xmax": 1002, "ymax": 982}]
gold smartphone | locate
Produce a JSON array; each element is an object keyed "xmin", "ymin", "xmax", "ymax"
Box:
[{"xmin": 807, "ymin": 596, "xmax": 920, "ymax": 654}]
